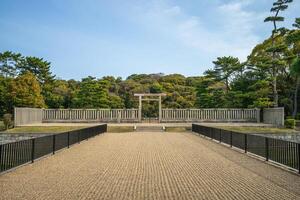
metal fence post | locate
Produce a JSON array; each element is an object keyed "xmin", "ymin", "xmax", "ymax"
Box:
[
  {"xmin": 244, "ymin": 134, "xmax": 247, "ymax": 153},
  {"xmin": 53, "ymin": 135, "xmax": 56, "ymax": 155},
  {"xmin": 265, "ymin": 138, "xmax": 269, "ymax": 161},
  {"xmin": 0, "ymin": 145, "xmax": 2, "ymax": 172},
  {"xmin": 31, "ymin": 139, "xmax": 35, "ymax": 163},
  {"xmin": 230, "ymin": 131, "xmax": 233, "ymax": 147},
  {"xmin": 67, "ymin": 132, "xmax": 70, "ymax": 148},
  {"xmin": 219, "ymin": 129, "xmax": 222, "ymax": 143},
  {"xmin": 78, "ymin": 131, "xmax": 80, "ymax": 144},
  {"xmin": 298, "ymin": 143, "xmax": 300, "ymax": 174}
]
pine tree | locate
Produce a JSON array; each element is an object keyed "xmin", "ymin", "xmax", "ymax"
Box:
[{"xmin": 264, "ymin": 0, "xmax": 293, "ymax": 107}]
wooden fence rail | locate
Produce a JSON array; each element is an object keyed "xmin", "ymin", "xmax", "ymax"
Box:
[
  {"xmin": 161, "ymin": 108, "xmax": 260, "ymax": 122},
  {"xmin": 43, "ymin": 109, "xmax": 139, "ymax": 123},
  {"xmin": 14, "ymin": 107, "xmax": 284, "ymax": 126}
]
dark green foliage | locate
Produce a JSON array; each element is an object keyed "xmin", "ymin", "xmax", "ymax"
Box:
[
  {"xmin": 3, "ymin": 113, "xmax": 13, "ymax": 130},
  {"xmin": 72, "ymin": 76, "xmax": 110, "ymax": 108},
  {"xmin": 284, "ymin": 118, "xmax": 295, "ymax": 129},
  {"xmin": 0, "ymin": 51, "xmax": 22, "ymax": 77}
]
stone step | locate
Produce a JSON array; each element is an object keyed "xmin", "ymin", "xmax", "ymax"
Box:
[{"xmin": 134, "ymin": 126, "xmax": 165, "ymax": 132}]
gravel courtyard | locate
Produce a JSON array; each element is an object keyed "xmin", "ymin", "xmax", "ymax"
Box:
[{"xmin": 0, "ymin": 132, "xmax": 299, "ymax": 200}]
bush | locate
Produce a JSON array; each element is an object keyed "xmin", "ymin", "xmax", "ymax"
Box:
[
  {"xmin": 0, "ymin": 121, "xmax": 4, "ymax": 131},
  {"xmin": 285, "ymin": 119, "xmax": 296, "ymax": 129},
  {"xmin": 3, "ymin": 113, "xmax": 13, "ymax": 130},
  {"xmin": 286, "ymin": 116, "xmax": 294, "ymax": 120},
  {"xmin": 296, "ymin": 113, "xmax": 300, "ymax": 120}
]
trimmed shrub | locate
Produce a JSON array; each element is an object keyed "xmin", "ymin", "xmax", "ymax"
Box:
[
  {"xmin": 285, "ymin": 119, "xmax": 296, "ymax": 129},
  {"xmin": 296, "ymin": 113, "xmax": 300, "ymax": 120},
  {"xmin": 3, "ymin": 113, "xmax": 13, "ymax": 130}
]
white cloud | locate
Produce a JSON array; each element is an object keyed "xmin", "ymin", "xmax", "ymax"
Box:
[{"xmin": 133, "ymin": 0, "xmax": 266, "ymax": 61}]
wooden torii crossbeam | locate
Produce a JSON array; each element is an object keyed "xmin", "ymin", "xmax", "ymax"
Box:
[{"xmin": 134, "ymin": 93, "xmax": 166, "ymax": 122}]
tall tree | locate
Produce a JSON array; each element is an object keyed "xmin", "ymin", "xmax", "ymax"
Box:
[
  {"xmin": 0, "ymin": 51, "xmax": 22, "ymax": 78},
  {"xmin": 72, "ymin": 76, "xmax": 110, "ymax": 108},
  {"xmin": 20, "ymin": 56, "xmax": 55, "ymax": 84},
  {"xmin": 287, "ymin": 18, "xmax": 300, "ymax": 117},
  {"xmin": 264, "ymin": 0, "xmax": 293, "ymax": 107},
  {"xmin": 212, "ymin": 56, "xmax": 240, "ymax": 93},
  {"xmin": 9, "ymin": 72, "xmax": 45, "ymax": 108}
]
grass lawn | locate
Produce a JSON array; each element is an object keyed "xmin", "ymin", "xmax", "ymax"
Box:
[
  {"xmin": 0, "ymin": 121, "xmax": 4, "ymax": 131},
  {"xmin": 107, "ymin": 126, "xmax": 134, "ymax": 133},
  {"xmin": 218, "ymin": 126, "xmax": 299, "ymax": 134},
  {"xmin": 3, "ymin": 126, "xmax": 89, "ymax": 134}
]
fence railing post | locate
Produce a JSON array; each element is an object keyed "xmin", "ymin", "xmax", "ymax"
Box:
[
  {"xmin": 265, "ymin": 138, "xmax": 269, "ymax": 161},
  {"xmin": 219, "ymin": 129, "xmax": 222, "ymax": 143},
  {"xmin": 67, "ymin": 132, "xmax": 70, "ymax": 148},
  {"xmin": 298, "ymin": 143, "xmax": 300, "ymax": 174},
  {"xmin": 244, "ymin": 134, "xmax": 247, "ymax": 153},
  {"xmin": 0, "ymin": 145, "xmax": 3, "ymax": 172},
  {"xmin": 78, "ymin": 131, "xmax": 80, "ymax": 143},
  {"xmin": 230, "ymin": 131, "xmax": 233, "ymax": 147},
  {"xmin": 31, "ymin": 139, "xmax": 35, "ymax": 163},
  {"xmin": 52, "ymin": 135, "xmax": 56, "ymax": 155}
]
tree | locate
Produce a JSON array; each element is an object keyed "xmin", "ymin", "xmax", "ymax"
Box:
[
  {"xmin": 0, "ymin": 76, "xmax": 13, "ymax": 116},
  {"xmin": 287, "ymin": 18, "xmax": 300, "ymax": 117},
  {"xmin": 72, "ymin": 76, "xmax": 110, "ymax": 108},
  {"xmin": 264, "ymin": 0, "xmax": 293, "ymax": 107},
  {"xmin": 0, "ymin": 51, "xmax": 22, "ymax": 78},
  {"xmin": 9, "ymin": 72, "xmax": 45, "ymax": 108},
  {"xmin": 290, "ymin": 58, "xmax": 300, "ymax": 116},
  {"xmin": 20, "ymin": 56, "xmax": 55, "ymax": 84},
  {"xmin": 212, "ymin": 56, "xmax": 240, "ymax": 93}
]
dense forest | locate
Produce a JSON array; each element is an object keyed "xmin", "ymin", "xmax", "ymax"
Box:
[{"xmin": 0, "ymin": 0, "xmax": 299, "ymax": 118}]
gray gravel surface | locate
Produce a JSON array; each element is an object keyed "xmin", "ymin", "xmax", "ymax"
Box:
[{"xmin": 0, "ymin": 132, "xmax": 299, "ymax": 200}]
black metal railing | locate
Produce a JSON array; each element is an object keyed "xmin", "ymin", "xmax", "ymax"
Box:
[
  {"xmin": 192, "ymin": 124, "xmax": 300, "ymax": 173},
  {"xmin": 0, "ymin": 124, "xmax": 107, "ymax": 173}
]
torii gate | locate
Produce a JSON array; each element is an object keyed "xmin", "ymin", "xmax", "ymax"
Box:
[{"xmin": 134, "ymin": 93, "xmax": 166, "ymax": 123}]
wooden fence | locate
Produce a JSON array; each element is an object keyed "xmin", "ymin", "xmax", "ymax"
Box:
[
  {"xmin": 161, "ymin": 108, "xmax": 260, "ymax": 122},
  {"xmin": 14, "ymin": 107, "xmax": 285, "ymax": 126},
  {"xmin": 42, "ymin": 109, "xmax": 139, "ymax": 123}
]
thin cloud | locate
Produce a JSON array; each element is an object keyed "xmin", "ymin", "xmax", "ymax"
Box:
[{"xmin": 133, "ymin": 0, "xmax": 266, "ymax": 61}]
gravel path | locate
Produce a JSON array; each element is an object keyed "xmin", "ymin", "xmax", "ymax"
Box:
[{"xmin": 0, "ymin": 132, "xmax": 299, "ymax": 200}]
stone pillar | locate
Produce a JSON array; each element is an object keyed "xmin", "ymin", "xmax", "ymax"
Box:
[
  {"xmin": 159, "ymin": 96, "xmax": 162, "ymax": 123},
  {"xmin": 138, "ymin": 96, "xmax": 142, "ymax": 122},
  {"xmin": 256, "ymin": 108, "xmax": 261, "ymax": 123}
]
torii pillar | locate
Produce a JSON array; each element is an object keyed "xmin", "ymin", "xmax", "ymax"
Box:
[{"xmin": 134, "ymin": 93, "xmax": 166, "ymax": 123}]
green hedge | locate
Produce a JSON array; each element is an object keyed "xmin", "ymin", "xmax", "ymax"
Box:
[{"xmin": 285, "ymin": 119, "xmax": 296, "ymax": 129}]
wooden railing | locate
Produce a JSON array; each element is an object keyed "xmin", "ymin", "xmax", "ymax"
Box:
[
  {"xmin": 42, "ymin": 109, "xmax": 139, "ymax": 123},
  {"xmin": 15, "ymin": 107, "xmax": 284, "ymax": 125},
  {"xmin": 161, "ymin": 108, "xmax": 260, "ymax": 122}
]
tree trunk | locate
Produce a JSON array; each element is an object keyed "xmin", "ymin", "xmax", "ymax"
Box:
[
  {"xmin": 273, "ymin": 75, "xmax": 278, "ymax": 107},
  {"xmin": 271, "ymin": 10, "xmax": 279, "ymax": 108},
  {"xmin": 225, "ymin": 78, "xmax": 229, "ymax": 94},
  {"xmin": 292, "ymin": 76, "xmax": 300, "ymax": 117}
]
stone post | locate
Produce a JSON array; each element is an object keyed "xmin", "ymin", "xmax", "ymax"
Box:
[{"xmin": 138, "ymin": 96, "xmax": 142, "ymax": 122}]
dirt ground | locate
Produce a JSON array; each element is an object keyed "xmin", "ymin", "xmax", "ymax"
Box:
[{"xmin": 0, "ymin": 132, "xmax": 299, "ymax": 200}]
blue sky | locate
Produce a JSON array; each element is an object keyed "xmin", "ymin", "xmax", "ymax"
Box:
[{"xmin": 0, "ymin": 0, "xmax": 299, "ymax": 80}]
